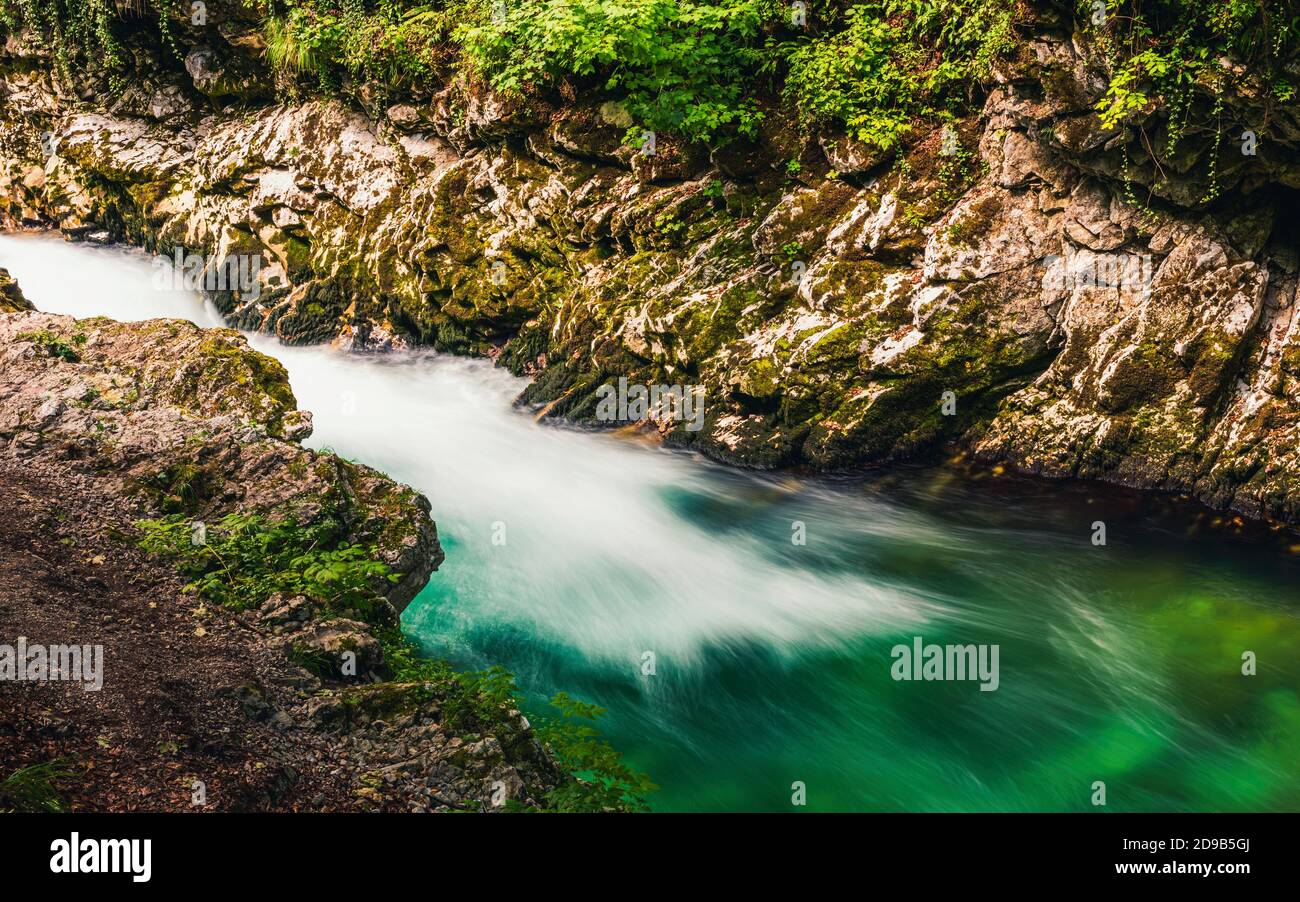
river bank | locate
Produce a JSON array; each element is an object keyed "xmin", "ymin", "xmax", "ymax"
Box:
[
  {"xmin": 0, "ymin": 284, "xmax": 574, "ymax": 811},
  {"xmin": 4, "ymin": 233, "xmax": 1298, "ymax": 812}
]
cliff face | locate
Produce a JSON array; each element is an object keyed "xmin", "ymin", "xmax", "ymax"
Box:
[{"xmin": 1, "ymin": 5, "xmax": 1297, "ymax": 524}]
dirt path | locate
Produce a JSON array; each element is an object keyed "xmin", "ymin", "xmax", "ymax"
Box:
[{"xmin": 0, "ymin": 458, "xmax": 359, "ymax": 811}]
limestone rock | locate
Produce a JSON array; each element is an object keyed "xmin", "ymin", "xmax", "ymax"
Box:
[
  {"xmin": 2, "ymin": 8, "xmax": 1298, "ymax": 525},
  {"xmin": 282, "ymin": 618, "xmax": 385, "ymax": 681}
]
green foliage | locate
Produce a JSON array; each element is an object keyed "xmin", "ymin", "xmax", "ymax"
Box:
[
  {"xmin": 247, "ymin": 0, "xmax": 1300, "ymax": 158},
  {"xmin": 536, "ymin": 692, "xmax": 658, "ymax": 812},
  {"xmin": 0, "ymin": 759, "xmax": 74, "ymax": 813},
  {"xmin": 458, "ymin": 0, "xmax": 777, "ymax": 142},
  {"xmin": 440, "ymin": 664, "xmax": 524, "ymax": 728},
  {"xmin": 136, "ymin": 511, "xmax": 395, "ymax": 614},
  {"xmin": 374, "ymin": 634, "xmax": 656, "ymax": 811},
  {"xmin": 136, "ymin": 509, "xmax": 523, "ymax": 728},
  {"xmin": 264, "ymin": 11, "xmax": 328, "ymax": 77},
  {"xmin": 252, "ymin": 0, "xmax": 1017, "ymax": 146},
  {"xmin": 264, "ymin": 0, "xmax": 467, "ymax": 90},
  {"xmin": 6, "ymin": 0, "xmax": 1297, "ymax": 162},
  {"xmin": 458, "ymin": 0, "xmax": 1013, "ymax": 147},
  {"xmin": 781, "ymin": 0, "xmax": 1017, "ymax": 150},
  {"xmin": 653, "ymin": 209, "xmax": 685, "ymax": 236},
  {"xmin": 1089, "ymin": 1, "xmax": 1300, "ymax": 135},
  {"xmin": 137, "ymin": 461, "xmax": 217, "ymax": 514},
  {"xmin": 0, "ymin": 0, "xmax": 182, "ymax": 88},
  {"xmin": 136, "ymin": 510, "xmax": 653, "ymax": 811},
  {"xmin": 374, "ymin": 636, "xmax": 529, "ymax": 729},
  {"xmin": 1086, "ymin": 1, "xmax": 1300, "ymax": 203},
  {"xmin": 17, "ymin": 329, "xmax": 82, "ymax": 362}
]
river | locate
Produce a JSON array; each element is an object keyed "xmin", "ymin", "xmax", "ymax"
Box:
[{"xmin": 3, "ymin": 231, "xmax": 1298, "ymax": 811}]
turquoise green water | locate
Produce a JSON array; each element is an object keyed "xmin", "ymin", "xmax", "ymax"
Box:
[
  {"xmin": 407, "ymin": 462, "xmax": 1300, "ymax": 812},
  {"xmin": 8, "ymin": 232, "xmax": 1299, "ymax": 812}
]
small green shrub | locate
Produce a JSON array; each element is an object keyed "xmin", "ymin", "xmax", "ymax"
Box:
[
  {"xmin": 536, "ymin": 692, "xmax": 658, "ymax": 812},
  {"xmin": 18, "ymin": 329, "xmax": 82, "ymax": 362},
  {"xmin": 263, "ymin": 0, "xmax": 472, "ymax": 93},
  {"xmin": 136, "ymin": 461, "xmax": 219, "ymax": 514}
]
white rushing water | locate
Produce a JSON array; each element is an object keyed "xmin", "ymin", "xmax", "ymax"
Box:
[
  {"xmin": 0, "ymin": 232, "xmax": 948, "ymax": 667},
  {"xmin": 0, "ymin": 234, "xmax": 225, "ymax": 327}
]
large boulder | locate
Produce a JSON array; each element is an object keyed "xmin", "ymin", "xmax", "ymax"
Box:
[{"xmin": 0, "ymin": 311, "xmax": 442, "ymax": 609}]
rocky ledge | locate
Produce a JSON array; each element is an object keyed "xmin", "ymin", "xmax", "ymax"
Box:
[
  {"xmin": 0, "ymin": 309, "xmax": 438, "ymax": 608},
  {"xmin": 0, "ymin": 300, "xmax": 561, "ymax": 811}
]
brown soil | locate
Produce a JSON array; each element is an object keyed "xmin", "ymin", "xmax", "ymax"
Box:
[{"xmin": 0, "ymin": 457, "xmax": 358, "ymax": 811}]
